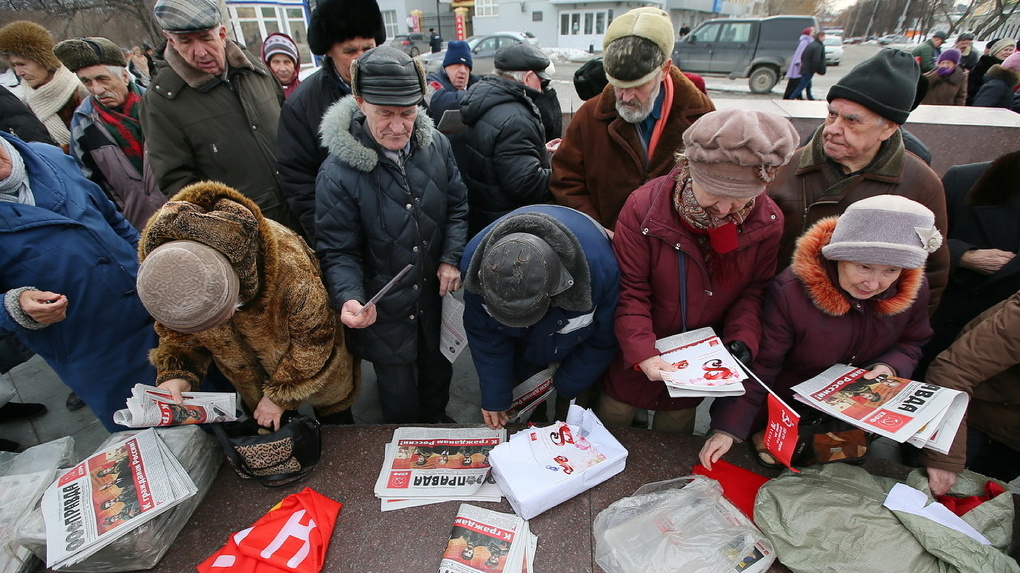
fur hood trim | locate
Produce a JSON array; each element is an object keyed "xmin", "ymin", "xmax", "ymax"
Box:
[
  {"xmin": 140, "ymin": 182, "xmax": 277, "ymax": 307},
  {"xmin": 967, "ymin": 149, "xmax": 1020, "ymax": 207},
  {"xmin": 164, "ymin": 40, "xmax": 258, "ymax": 90},
  {"xmin": 319, "ymin": 95, "xmax": 435, "ymax": 173},
  {"xmin": 983, "ymin": 64, "xmax": 1020, "ymax": 89},
  {"xmin": 791, "ymin": 217, "xmax": 924, "ymax": 317},
  {"xmin": 464, "ymin": 211, "xmax": 593, "ymax": 313}
]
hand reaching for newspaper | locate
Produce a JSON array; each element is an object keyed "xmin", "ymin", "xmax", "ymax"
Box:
[
  {"xmin": 926, "ymin": 466, "xmax": 957, "ymax": 496},
  {"xmin": 862, "ymin": 364, "xmax": 895, "ymax": 380},
  {"xmin": 482, "ymin": 409, "xmax": 509, "ymax": 430},
  {"xmin": 638, "ymin": 356, "xmax": 678, "ymax": 382},
  {"xmin": 699, "ymin": 432, "xmax": 734, "ymax": 471},
  {"xmin": 254, "ymin": 396, "xmax": 284, "ymax": 431},
  {"xmin": 157, "ymin": 378, "xmax": 192, "ymax": 403}
]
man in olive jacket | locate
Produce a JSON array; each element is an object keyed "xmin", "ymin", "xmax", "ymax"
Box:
[{"xmin": 142, "ymin": 0, "xmax": 300, "ymax": 233}]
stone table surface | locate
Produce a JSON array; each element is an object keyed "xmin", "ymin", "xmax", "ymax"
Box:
[{"xmin": 80, "ymin": 424, "xmax": 1016, "ymax": 573}]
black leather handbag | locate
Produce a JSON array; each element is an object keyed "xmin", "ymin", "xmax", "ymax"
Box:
[{"xmin": 210, "ymin": 406, "xmax": 321, "ymax": 487}]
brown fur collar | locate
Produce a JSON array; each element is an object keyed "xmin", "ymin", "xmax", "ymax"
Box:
[
  {"xmin": 139, "ymin": 182, "xmax": 278, "ymax": 307},
  {"xmin": 164, "ymin": 39, "xmax": 258, "ymax": 90},
  {"xmin": 791, "ymin": 218, "xmax": 923, "ymax": 316},
  {"xmin": 967, "ymin": 149, "xmax": 1020, "ymax": 207},
  {"xmin": 983, "ymin": 64, "xmax": 1020, "ymax": 89}
]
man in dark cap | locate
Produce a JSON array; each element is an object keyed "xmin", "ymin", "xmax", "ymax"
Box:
[
  {"xmin": 912, "ymin": 30, "xmax": 948, "ymax": 73},
  {"xmin": 459, "ymin": 43, "xmax": 557, "ymax": 235},
  {"xmin": 550, "ymin": 7, "xmax": 714, "ymax": 233},
  {"xmin": 315, "ymin": 47, "xmax": 468, "ymax": 424},
  {"xmin": 768, "ymin": 48, "xmax": 949, "ymax": 311},
  {"xmin": 954, "ymin": 32, "xmax": 978, "ymax": 71},
  {"xmin": 276, "ymin": 0, "xmax": 387, "ymax": 241},
  {"xmin": 425, "ymin": 40, "xmax": 479, "ymax": 172},
  {"xmin": 461, "ymin": 205, "xmax": 619, "ymax": 429},
  {"xmin": 142, "ymin": 0, "xmax": 300, "ymax": 234},
  {"xmin": 54, "ymin": 36, "xmax": 166, "ymax": 231}
]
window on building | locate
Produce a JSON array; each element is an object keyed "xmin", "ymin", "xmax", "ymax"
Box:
[
  {"xmin": 475, "ymin": 0, "xmax": 498, "ymax": 18},
  {"xmin": 533, "ymin": 11, "xmax": 542, "ymax": 22},
  {"xmin": 382, "ymin": 10, "xmax": 398, "ymax": 39}
]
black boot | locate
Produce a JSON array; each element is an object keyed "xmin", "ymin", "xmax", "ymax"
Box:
[{"xmin": 0, "ymin": 401, "xmax": 47, "ymax": 421}]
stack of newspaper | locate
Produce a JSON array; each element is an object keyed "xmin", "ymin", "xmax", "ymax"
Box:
[
  {"xmin": 374, "ymin": 427, "xmax": 506, "ymax": 511},
  {"xmin": 655, "ymin": 327, "xmax": 747, "ymax": 398},
  {"xmin": 792, "ymin": 364, "xmax": 968, "ymax": 453},
  {"xmin": 437, "ymin": 504, "xmax": 536, "ymax": 573},
  {"xmin": 41, "ymin": 428, "xmax": 197, "ymax": 568},
  {"xmin": 113, "ymin": 384, "xmax": 237, "ymax": 428}
]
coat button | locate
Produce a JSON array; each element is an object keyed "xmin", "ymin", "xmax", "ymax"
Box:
[
  {"xmin": 406, "ymin": 204, "xmax": 412, "ymax": 209},
  {"xmin": 167, "ymin": 91, "xmax": 172, "ymax": 96},
  {"xmin": 409, "ymin": 314, "xmax": 415, "ymax": 320},
  {"xmin": 770, "ymin": 214, "xmax": 776, "ymax": 220},
  {"xmin": 413, "ymin": 284, "xmax": 419, "ymax": 290},
  {"xmin": 642, "ymin": 228, "xmax": 649, "ymax": 235},
  {"xmin": 413, "ymin": 246, "xmax": 419, "ymax": 252}
]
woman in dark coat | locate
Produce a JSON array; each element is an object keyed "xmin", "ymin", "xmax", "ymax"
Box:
[
  {"xmin": 601, "ymin": 108, "xmax": 798, "ymax": 434},
  {"xmin": 972, "ymin": 52, "xmax": 1020, "ymax": 109},
  {"xmin": 700, "ymin": 195, "xmax": 938, "ymax": 469}
]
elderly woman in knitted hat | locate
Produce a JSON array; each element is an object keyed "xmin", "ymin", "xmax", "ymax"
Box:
[
  {"xmin": 136, "ymin": 182, "xmax": 359, "ymax": 430},
  {"xmin": 0, "ymin": 21, "xmax": 88, "ymax": 151},
  {"xmin": 921, "ymin": 49, "xmax": 968, "ymax": 106},
  {"xmin": 701, "ymin": 195, "xmax": 939, "ymax": 469},
  {"xmin": 600, "ymin": 108, "xmax": 797, "ymax": 434}
]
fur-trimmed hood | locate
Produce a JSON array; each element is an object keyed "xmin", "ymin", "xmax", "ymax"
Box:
[
  {"xmin": 982, "ymin": 63, "xmax": 1020, "ymax": 89},
  {"xmin": 791, "ymin": 217, "xmax": 924, "ymax": 316},
  {"xmin": 139, "ymin": 182, "xmax": 276, "ymax": 307},
  {"xmin": 463, "ymin": 210, "xmax": 595, "ymax": 313},
  {"xmin": 318, "ymin": 95, "xmax": 435, "ymax": 172}
]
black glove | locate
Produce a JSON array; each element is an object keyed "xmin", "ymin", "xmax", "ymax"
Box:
[{"xmin": 726, "ymin": 340, "xmax": 752, "ymax": 365}]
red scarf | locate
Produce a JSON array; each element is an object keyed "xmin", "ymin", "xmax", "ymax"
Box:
[{"xmin": 94, "ymin": 86, "xmax": 144, "ymax": 174}]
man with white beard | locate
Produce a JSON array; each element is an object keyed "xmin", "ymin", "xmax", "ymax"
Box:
[{"xmin": 549, "ymin": 7, "xmax": 715, "ymax": 232}]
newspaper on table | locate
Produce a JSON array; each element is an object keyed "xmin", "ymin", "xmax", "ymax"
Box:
[
  {"xmin": 507, "ymin": 367, "xmax": 555, "ymax": 424},
  {"xmin": 437, "ymin": 503, "xmax": 537, "ymax": 573},
  {"xmin": 374, "ymin": 427, "xmax": 507, "ymax": 511},
  {"xmin": 654, "ymin": 327, "xmax": 746, "ymax": 397},
  {"xmin": 792, "ymin": 364, "xmax": 968, "ymax": 452},
  {"xmin": 112, "ymin": 384, "xmax": 237, "ymax": 428},
  {"xmin": 41, "ymin": 428, "xmax": 197, "ymax": 569}
]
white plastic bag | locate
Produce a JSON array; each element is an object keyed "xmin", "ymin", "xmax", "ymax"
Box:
[{"xmin": 594, "ymin": 476, "xmax": 776, "ymax": 573}]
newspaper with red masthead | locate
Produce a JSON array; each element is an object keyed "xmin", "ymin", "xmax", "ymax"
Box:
[
  {"xmin": 791, "ymin": 364, "xmax": 968, "ymax": 453},
  {"xmin": 438, "ymin": 504, "xmax": 537, "ymax": 573},
  {"xmin": 507, "ymin": 367, "xmax": 555, "ymax": 424},
  {"xmin": 112, "ymin": 384, "xmax": 237, "ymax": 428},
  {"xmin": 655, "ymin": 327, "xmax": 746, "ymax": 397},
  {"xmin": 41, "ymin": 428, "xmax": 197, "ymax": 569},
  {"xmin": 374, "ymin": 427, "xmax": 507, "ymax": 510}
]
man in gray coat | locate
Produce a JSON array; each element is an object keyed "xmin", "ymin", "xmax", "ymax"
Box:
[{"xmin": 141, "ymin": 0, "xmax": 300, "ymax": 233}]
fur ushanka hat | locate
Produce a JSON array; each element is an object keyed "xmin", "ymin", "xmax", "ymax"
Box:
[
  {"xmin": 307, "ymin": 0, "xmax": 386, "ymax": 56},
  {"xmin": 0, "ymin": 21, "xmax": 60, "ymax": 70}
]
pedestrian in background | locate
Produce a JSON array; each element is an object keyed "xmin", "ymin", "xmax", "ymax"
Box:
[
  {"xmin": 783, "ymin": 27, "xmax": 814, "ymax": 99},
  {"xmin": 788, "ymin": 30, "xmax": 826, "ymax": 101}
]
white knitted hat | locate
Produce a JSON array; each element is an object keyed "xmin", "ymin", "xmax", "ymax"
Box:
[{"xmin": 821, "ymin": 195, "xmax": 942, "ymax": 269}]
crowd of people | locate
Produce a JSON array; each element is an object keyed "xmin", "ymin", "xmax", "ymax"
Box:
[{"xmin": 0, "ymin": 0, "xmax": 1017, "ymax": 504}]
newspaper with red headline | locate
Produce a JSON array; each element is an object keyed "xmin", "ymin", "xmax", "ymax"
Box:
[
  {"xmin": 792, "ymin": 365, "xmax": 967, "ymax": 451},
  {"xmin": 508, "ymin": 367, "xmax": 555, "ymax": 424},
  {"xmin": 437, "ymin": 504, "xmax": 536, "ymax": 573},
  {"xmin": 655, "ymin": 327, "xmax": 746, "ymax": 397},
  {"xmin": 112, "ymin": 384, "xmax": 237, "ymax": 428},
  {"xmin": 41, "ymin": 428, "xmax": 197, "ymax": 568}
]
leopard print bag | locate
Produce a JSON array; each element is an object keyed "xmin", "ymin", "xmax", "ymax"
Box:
[{"xmin": 211, "ymin": 409, "xmax": 321, "ymax": 487}]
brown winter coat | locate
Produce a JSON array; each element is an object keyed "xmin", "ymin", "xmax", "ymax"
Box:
[
  {"xmin": 549, "ymin": 66, "xmax": 715, "ymax": 229},
  {"xmin": 921, "ymin": 66, "xmax": 968, "ymax": 106},
  {"xmin": 767, "ymin": 127, "xmax": 949, "ymax": 313},
  {"xmin": 141, "ymin": 182, "xmax": 358, "ymax": 416},
  {"xmin": 921, "ymin": 291, "xmax": 1020, "ymax": 473}
]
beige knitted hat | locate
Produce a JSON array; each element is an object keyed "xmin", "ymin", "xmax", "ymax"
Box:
[{"xmin": 137, "ymin": 240, "xmax": 240, "ymax": 333}]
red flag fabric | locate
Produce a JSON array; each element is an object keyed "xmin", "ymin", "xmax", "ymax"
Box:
[
  {"xmin": 764, "ymin": 393, "xmax": 801, "ymax": 472},
  {"xmin": 197, "ymin": 487, "xmax": 342, "ymax": 573},
  {"xmin": 692, "ymin": 459, "xmax": 769, "ymax": 519}
]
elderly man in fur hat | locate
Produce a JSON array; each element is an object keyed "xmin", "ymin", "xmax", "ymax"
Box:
[
  {"xmin": 136, "ymin": 182, "xmax": 359, "ymax": 430},
  {"xmin": 141, "ymin": 0, "xmax": 300, "ymax": 235},
  {"xmin": 316, "ymin": 47, "xmax": 468, "ymax": 424},
  {"xmin": 550, "ymin": 7, "xmax": 715, "ymax": 233},
  {"xmin": 276, "ymin": 0, "xmax": 387, "ymax": 241},
  {"xmin": 461, "ymin": 205, "xmax": 619, "ymax": 430},
  {"xmin": 767, "ymin": 48, "xmax": 949, "ymax": 313},
  {"xmin": 0, "ymin": 21, "xmax": 88, "ymax": 152},
  {"xmin": 54, "ymin": 36, "xmax": 165, "ymax": 231}
]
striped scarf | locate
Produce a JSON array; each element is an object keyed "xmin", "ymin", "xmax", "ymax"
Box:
[{"xmin": 94, "ymin": 83, "xmax": 144, "ymax": 174}]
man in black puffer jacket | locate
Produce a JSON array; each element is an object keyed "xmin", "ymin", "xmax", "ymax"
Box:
[
  {"xmin": 316, "ymin": 47, "xmax": 469, "ymax": 424},
  {"xmin": 460, "ymin": 43, "xmax": 555, "ymax": 236}
]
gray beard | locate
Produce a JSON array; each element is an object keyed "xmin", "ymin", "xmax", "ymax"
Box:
[{"xmin": 615, "ymin": 80, "xmax": 662, "ymax": 124}]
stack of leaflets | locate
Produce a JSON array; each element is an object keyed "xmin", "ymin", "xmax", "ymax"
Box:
[
  {"xmin": 792, "ymin": 364, "xmax": 968, "ymax": 453},
  {"xmin": 41, "ymin": 428, "xmax": 197, "ymax": 568},
  {"xmin": 113, "ymin": 384, "xmax": 237, "ymax": 428},
  {"xmin": 437, "ymin": 504, "xmax": 536, "ymax": 573},
  {"xmin": 655, "ymin": 327, "xmax": 746, "ymax": 398},
  {"xmin": 374, "ymin": 427, "xmax": 507, "ymax": 511}
]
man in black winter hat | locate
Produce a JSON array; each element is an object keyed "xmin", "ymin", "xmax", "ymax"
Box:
[
  {"xmin": 767, "ymin": 48, "xmax": 950, "ymax": 313},
  {"xmin": 276, "ymin": 0, "xmax": 387, "ymax": 241}
]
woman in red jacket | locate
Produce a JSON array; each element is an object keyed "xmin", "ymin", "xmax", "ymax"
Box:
[
  {"xmin": 600, "ymin": 108, "xmax": 798, "ymax": 433},
  {"xmin": 700, "ymin": 195, "xmax": 939, "ymax": 468}
]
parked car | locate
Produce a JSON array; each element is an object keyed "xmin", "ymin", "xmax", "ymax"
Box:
[
  {"xmin": 824, "ymin": 34, "xmax": 844, "ymax": 65},
  {"xmin": 671, "ymin": 15, "xmax": 819, "ymax": 93},
  {"xmin": 421, "ymin": 32, "xmax": 529, "ymax": 75},
  {"xmin": 878, "ymin": 34, "xmax": 911, "ymax": 46},
  {"xmin": 390, "ymin": 33, "xmax": 431, "ymax": 56}
]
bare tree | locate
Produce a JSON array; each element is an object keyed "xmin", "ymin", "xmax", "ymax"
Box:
[{"xmin": 973, "ymin": 0, "xmax": 1020, "ymax": 38}]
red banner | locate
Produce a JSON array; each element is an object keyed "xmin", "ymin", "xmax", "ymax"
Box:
[{"xmin": 764, "ymin": 394, "xmax": 800, "ymax": 472}]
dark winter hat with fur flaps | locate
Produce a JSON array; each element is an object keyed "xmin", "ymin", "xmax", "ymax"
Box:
[
  {"xmin": 308, "ymin": 0, "xmax": 386, "ymax": 56},
  {"xmin": 827, "ymin": 48, "xmax": 919, "ymax": 124},
  {"xmin": 351, "ymin": 46, "xmax": 426, "ymax": 106},
  {"xmin": 137, "ymin": 241, "xmax": 240, "ymax": 334},
  {"xmin": 465, "ymin": 210, "xmax": 595, "ymax": 328},
  {"xmin": 0, "ymin": 21, "xmax": 60, "ymax": 71},
  {"xmin": 54, "ymin": 37, "xmax": 127, "ymax": 72}
]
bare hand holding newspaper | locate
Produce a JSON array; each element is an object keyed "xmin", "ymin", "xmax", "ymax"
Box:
[
  {"xmin": 113, "ymin": 384, "xmax": 237, "ymax": 428},
  {"xmin": 654, "ymin": 327, "xmax": 746, "ymax": 398}
]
